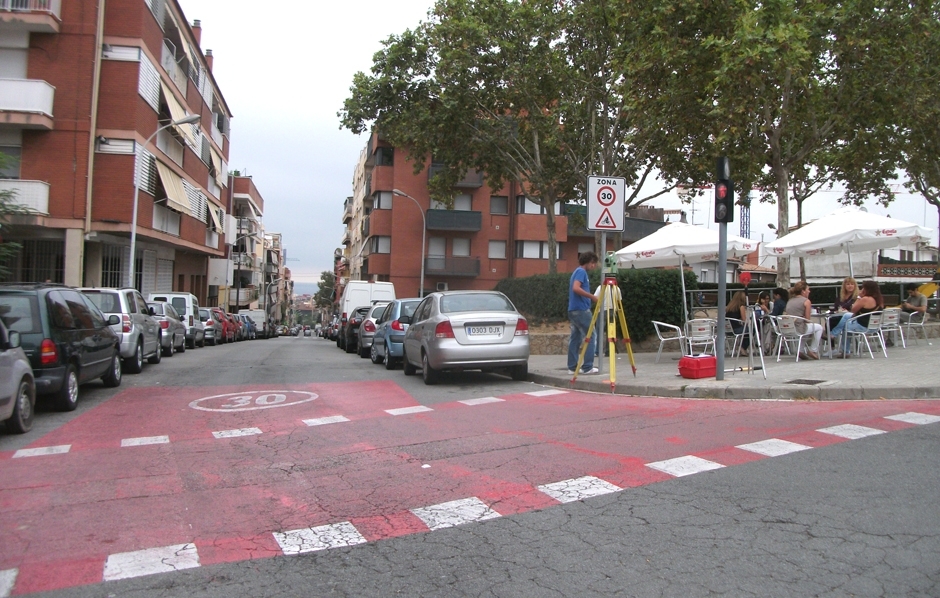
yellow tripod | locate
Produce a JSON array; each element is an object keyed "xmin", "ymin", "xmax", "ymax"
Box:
[{"xmin": 571, "ymin": 275, "xmax": 637, "ymax": 391}]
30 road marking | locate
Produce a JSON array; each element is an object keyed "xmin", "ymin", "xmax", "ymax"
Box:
[
  {"xmin": 817, "ymin": 424, "xmax": 886, "ymax": 440},
  {"xmin": 736, "ymin": 438, "xmax": 812, "ymax": 457},
  {"xmin": 12, "ymin": 445, "xmax": 71, "ymax": 458},
  {"xmin": 212, "ymin": 428, "xmax": 263, "ymax": 439},
  {"xmin": 411, "ymin": 497, "xmax": 501, "ymax": 530},
  {"xmin": 386, "ymin": 406, "xmax": 433, "ymax": 416},
  {"xmin": 647, "ymin": 455, "xmax": 725, "ymax": 477},
  {"xmin": 189, "ymin": 390, "xmax": 318, "ymax": 412},
  {"xmin": 538, "ymin": 476, "xmax": 622, "ymax": 503},
  {"xmin": 273, "ymin": 521, "xmax": 366, "ymax": 555},
  {"xmin": 121, "ymin": 436, "xmax": 170, "ymax": 447},
  {"xmin": 103, "ymin": 543, "xmax": 199, "ymax": 581},
  {"xmin": 303, "ymin": 415, "xmax": 350, "ymax": 426}
]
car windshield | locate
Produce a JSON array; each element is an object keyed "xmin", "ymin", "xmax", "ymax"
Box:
[
  {"xmin": 440, "ymin": 293, "xmax": 514, "ymax": 314},
  {"xmin": 83, "ymin": 291, "xmax": 120, "ymax": 313},
  {"xmin": 0, "ymin": 295, "xmax": 41, "ymax": 333}
]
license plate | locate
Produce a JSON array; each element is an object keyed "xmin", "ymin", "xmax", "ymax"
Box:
[{"xmin": 466, "ymin": 325, "xmax": 503, "ymax": 336}]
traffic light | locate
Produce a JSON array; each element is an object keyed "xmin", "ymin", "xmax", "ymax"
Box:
[{"xmin": 714, "ymin": 157, "xmax": 734, "ymax": 224}]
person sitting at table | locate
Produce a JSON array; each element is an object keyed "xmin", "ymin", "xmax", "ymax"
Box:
[
  {"xmin": 725, "ymin": 290, "xmax": 750, "ymax": 355},
  {"xmin": 756, "ymin": 291, "xmax": 774, "ymax": 354},
  {"xmin": 771, "ymin": 287, "xmax": 788, "ymax": 317},
  {"xmin": 900, "ymin": 284, "xmax": 928, "ymax": 323},
  {"xmin": 828, "ymin": 276, "xmax": 859, "ymax": 332},
  {"xmin": 784, "ymin": 281, "xmax": 822, "ymax": 360},
  {"xmin": 828, "ymin": 280, "xmax": 884, "ymax": 357}
]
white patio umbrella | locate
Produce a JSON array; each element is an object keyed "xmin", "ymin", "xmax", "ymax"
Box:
[
  {"xmin": 764, "ymin": 207, "xmax": 933, "ymax": 277},
  {"xmin": 615, "ymin": 222, "xmax": 758, "ymax": 322}
]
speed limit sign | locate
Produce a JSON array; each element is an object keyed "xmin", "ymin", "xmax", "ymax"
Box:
[{"xmin": 587, "ymin": 176, "xmax": 626, "ymax": 231}]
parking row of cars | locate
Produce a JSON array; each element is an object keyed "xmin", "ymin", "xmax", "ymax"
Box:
[
  {"xmin": 0, "ymin": 283, "xmax": 268, "ymax": 435},
  {"xmin": 322, "ymin": 290, "xmax": 531, "ymax": 385}
]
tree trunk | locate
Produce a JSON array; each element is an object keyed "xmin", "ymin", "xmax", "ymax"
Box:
[
  {"xmin": 774, "ymin": 163, "xmax": 791, "ymax": 288},
  {"xmin": 796, "ymin": 197, "xmax": 805, "ymax": 281},
  {"xmin": 546, "ymin": 200, "xmax": 558, "ymax": 274}
]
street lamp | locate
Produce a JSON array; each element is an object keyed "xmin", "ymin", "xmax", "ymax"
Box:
[
  {"xmin": 392, "ymin": 188, "xmax": 426, "ymax": 297},
  {"xmin": 128, "ymin": 114, "xmax": 202, "ymax": 287}
]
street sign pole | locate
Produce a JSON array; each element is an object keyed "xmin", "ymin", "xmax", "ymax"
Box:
[{"xmin": 587, "ymin": 176, "xmax": 626, "ymax": 377}]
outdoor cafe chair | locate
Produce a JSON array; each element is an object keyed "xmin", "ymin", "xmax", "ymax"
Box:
[
  {"xmin": 652, "ymin": 321, "xmax": 687, "ymax": 363},
  {"xmin": 775, "ymin": 315, "xmax": 814, "ymax": 363},
  {"xmin": 684, "ymin": 318, "xmax": 716, "ymax": 356},
  {"xmin": 723, "ymin": 317, "xmax": 746, "ymax": 358},
  {"xmin": 880, "ymin": 307, "xmax": 905, "ymax": 349},
  {"xmin": 904, "ymin": 311, "xmax": 930, "ymax": 345},
  {"xmin": 842, "ymin": 311, "xmax": 886, "ymax": 359}
]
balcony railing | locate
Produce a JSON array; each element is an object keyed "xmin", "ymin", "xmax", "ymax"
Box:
[
  {"xmin": 343, "ymin": 201, "xmax": 353, "ymax": 223},
  {"xmin": 232, "ymin": 252, "xmax": 257, "ymax": 269},
  {"xmin": 361, "ymin": 215, "xmax": 370, "ymax": 238},
  {"xmin": 0, "ymin": 180, "xmax": 49, "ymax": 215},
  {"xmin": 427, "ymin": 164, "xmax": 484, "ymax": 188},
  {"xmin": 231, "ymin": 287, "xmax": 259, "ymax": 304},
  {"xmin": 0, "ymin": 79, "xmax": 55, "ymax": 125},
  {"xmin": 424, "ymin": 256, "xmax": 481, "ymax": 278},
  {"xmin": 0, "ymin": 0, "xmax": 61, "ymax": 32},
  {"xmin": 426, "ymin": 209, "xmax": 482, "ymax": 232},
  {"xmin": 160, "ymin": 41, "xmax": 188, "ymax": 94},
  {"xmin": 0, "ymin": 0, "xmax": 60, "ymax": 15}
]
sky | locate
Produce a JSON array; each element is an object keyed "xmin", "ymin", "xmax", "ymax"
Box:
[{"xmin": 176, "ymin": 0, "xmax": 938, "ymax": 293}]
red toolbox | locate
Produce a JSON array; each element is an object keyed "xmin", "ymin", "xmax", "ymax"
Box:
[{"xmin": 678, "ymin": 355, "xmax": 716, "ymax": 379}]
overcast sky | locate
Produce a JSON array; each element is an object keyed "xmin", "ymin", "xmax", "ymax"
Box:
[{"xmin": 176, "ymin": 0, "xmax": 938, "ymax": 290}]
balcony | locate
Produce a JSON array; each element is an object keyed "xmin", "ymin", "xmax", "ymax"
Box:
[
  {"xmin": 426, "ymin": 209, "xmax": 482, "ymax": 232},
  {"xmin": 0, "ymin": 79, "xmax": 54, "ymax": 129},
  {"xmin": 264, "ymin": 263, "xmax": 277, "ymax": 274},
  {"xmin": 428, "ymin": 163, "xmax": 484, "ymax": 188},
  {"xmin": 342, "ymin": 199, "xmax": 353, "ymax": 223},
  {"xmin": 424, "ymin": 256, "xmax": 481, "ymax": 278},
  {"xmin": 231, "ymin": 287, "xmax": 259, "ymax": 305},
  {"xmin": 232, "ymin": 252, "xmax": 257, "ymax": 269},
  {"xmin": 361, "ymin": 215, "xmax": 370, "ymax": 238},
  {"xmin": 0, "ymin": 179, "xmax": 49, "ymax": 215},
  {"xmin": 160, "ymin": 40, "xmax": 188, "ymax": 95},
  {"xmin": 0, "ymin": 0, "xmax": 61, "ymax": 33}
]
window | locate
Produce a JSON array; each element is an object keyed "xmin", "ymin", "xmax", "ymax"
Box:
[
  {"xmin": 489, "ymin": 196, "xmax": 508, "ymax": 215},
  {"xmin": 373, "ymin": 191, "xmax": 393, "ymax": 210},
  {"xmin": 63, "ymin": 291, "xmax": 95, "ymax": 330},
  {"xmin": 488, "ymin": 240, "xmax": 506, "ymax": 259},
  {"xmin": 452, "ymin": 238, "xmax": 470, "ymax": 257},
  {"xmin": 699, "ymin": 269, "xmax": 710, "ymax": 283},
  {"xmin": 0, "ymin": 146, "xmax": 21, "ymax": 179},
  {"xmin": 454, "ymin": 194, "xmax": 472, "ymax": 211},
  {"xmin": 371, "ymin": 236, "xmax": 391, "ymax": 254},
  {"xmin": 374, "ymin": 146, "xmax": 394, "ymax": 166},
  {"xmin": 430, "ymin": 199, "xmax": 447, "ymax": 210},
  {"xmin": 515, "ymin": 195, "xmax": 561, "ymax": 215},
  {"xmin": 101, "ymin": 245, "xmax": 124, "ymax": 288},
  {"xmin": 514, "ymin": 241, "xmax": 560, "ymax": 260},
  {"xmin": 578, "ymin": 243, "xmax": 594, "ymax": 255},
  {"xmin": 428, "ymin": 237, "xmax": 446, "ymax": 257}
]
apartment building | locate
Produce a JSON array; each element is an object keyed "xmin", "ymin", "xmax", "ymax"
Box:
[
  {"xmin": 340, "ymin": 132, "xmax": 572, "ymax": 299},
  {"xmin": 0, "ymin": 0, "xmax": 234, "ymax": 304}
]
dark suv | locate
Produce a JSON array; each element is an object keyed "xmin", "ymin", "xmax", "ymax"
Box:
[{"xmin": 0, "ymin": 284, "xmax": 123, "ymax": 411}]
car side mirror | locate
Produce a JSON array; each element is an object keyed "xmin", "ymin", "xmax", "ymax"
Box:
[
  {"xmin": 149, "ymin": 307, "xmax": 156, "ymax": 316},
  {"xmin": 399, "ymin": 315, "xmax": 411, "ymax": 325},
  {"xmin": 108, "ymin": 314, "xmax": 121, "ymax": 325},
  {"xmin": 8, "ymin": 330, "xmax": 20, "ymax": 349}
]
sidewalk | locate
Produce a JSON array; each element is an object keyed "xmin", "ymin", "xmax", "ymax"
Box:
[{"xmin": 527, "ymin": 340, "xmax": 940, "ymax": 400}]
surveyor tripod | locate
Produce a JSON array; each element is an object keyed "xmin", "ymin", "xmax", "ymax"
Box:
[{"xmin": 571, "ymin": 274, "xmax": 637, "ymax": 392}]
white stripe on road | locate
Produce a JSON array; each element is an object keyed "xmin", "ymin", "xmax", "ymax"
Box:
[
  {"xmin": 303, "ymin": 415, "xmax": 350, "ymax": 426},
  {"xmin": 103, "ymin": 543, "xmax": 199, "ymax": 581},
  {"xmin": 385, "ymin": 406, "xmax": 433, "ymax": 416},
  {"xmin": 458, "ymin": 397, "xmax": 505, "ymax": 406},
  {"xmin": 212, "ymin": 428, "xmax": 263, "ymax": 439},
  {"xmin": 273, "ymin": 521, "xmax": 367, "ymax": 555},
  {"xmin": 0, "ymin": 569, "xmax": 17, "ymax": 598},
  {"xmin": 526, "ymin": 389, "xmax": 568, "ymax": 397},
  {"xmin": 736, "ymin": 438, "xmax": 812, "ymax": 457},
  {"xmin": 12, "ymin": 445, "xmax": 71, "ymax": 458},
  {"xmin": 817, "ymin": 424, "xmax": 886, "ymax": 440},
  {"xmin": 884, "ymin": 412, "xmax": 940, "ymax": 425},
  {"xmin": 411, "ymin": 497, "xmax": 501, "ymax": 531},
  {"xmin": 646, "ymin": 455, "xmax": 725, "ymax": 477},
  {"xmin": 121, "ymin": 436, "xmax": 170, "ymax": 447},
  {"xmin": 538, "ymin": 476, "xmax": 622, "ymax": 504}
]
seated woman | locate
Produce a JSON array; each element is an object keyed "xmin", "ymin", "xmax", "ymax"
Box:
[
  {"xmin": 828, "ymin": 280, "xmax": 884, "ymax": 357},
  {"xmin": 771, "ymin": 287, "xmax": 788, "ymax": 317},
  {"xmin": 829, "ymin": 276, "xmax": 859, "ymax": 330},
  {"xmin": 725, "ymin": 290, "xmax": 751, "ymax": 355},
  {"xmin": 784, "ymin": 281, "xmax": 823, "ymax": 359},
  {"xmin": 756, "ymin": 291, "xmax": 774, "ymax": 353}
]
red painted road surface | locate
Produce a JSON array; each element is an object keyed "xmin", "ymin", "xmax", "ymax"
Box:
[{"xmin": 2, "ymin": 382, "xmax": 939, "ymax": 594}]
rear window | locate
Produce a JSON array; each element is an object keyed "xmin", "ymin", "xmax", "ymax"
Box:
[
  {"xmin": 0, "ymin": 294, "xmax": 41, "ymax": 333},
  {"xmin": 440, "ymin": 293, "xmax": 514, "ymax": 314},
  {"xmin": 148, "ymin": 303, "xmax": 165, "ymax": 315},
  {"xmin": 199, "ymin": 308, "xmax": 210, "ymax": 321},
  {"xmin": 83, "ymin": 291, "xmax": 121, "ymax": 314},
  {"xmin": 171, "ymin": 298, "xmax": 187, "ymax": 314},
  {"xmin": 400, "ymin": 300, "xmax": 421, "ymax": 318}
]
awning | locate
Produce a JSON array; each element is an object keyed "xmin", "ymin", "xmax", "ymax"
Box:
[
  {"xmin": 209, "ymin": 147, "xmax": 225, "ymax": 188},
  {"xmin": 160, "ymin": 81, "xmax": 196, "ymax": 145},
  {"xmin": 246, "ymin": 201, "xmax": 262, "ymax": 219},
  {"xmin": 207, "ymin": 204, "xmax": 223, "ymax": 232},
  {"xmin": 155, "ymin": 161, "xmax": 191, "ymax": 214}
]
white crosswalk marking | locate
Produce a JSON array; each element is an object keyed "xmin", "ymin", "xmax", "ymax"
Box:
[
  {"xmin": 386, "ymin": 406, "xmax": 433, "ymax": 416},
  {"xmin": 646, "ymin": 455, "xmax": 725, "ymax": 477},
  {"xmin": 103, "ymin": 543, "xmax": 199, "ymax": 581},
  {"xmin": 884, "ymin": 412, "xmax": 940, "ymax": 425},
  {"xmin": 526, "ymin": 389, "xmax": 568, "ymax": 397},
  {"xmin": 736, "ymin": 438, "xmax": 812, "ymax": 457},
  {"xmin": 538, "ymin": 476, "xmax": 622, "ymax": 503},
  {"xmin": 411, "ymin": 497, "xmax": 501, "ymax": 530},
  {"xmin": 0, "ymin": 568, "xmax": 17, "ymax": 598},
  {"xmin": 273, "ymin": 521, "xmax": 366, "ymax": 555},
  {"xmin": 303, "ymin": 415, "xmax": 350, "ymax": 426},
  {"xmin": 459, "ymin": 397, "xmax": 505, "ymax": 406},
  {"xmin": 817, "ymin": 424, "xmax": 886, "ymax": 440},
  {"xmin": 12, "ymin": 445, "xmax": 71, "ymax": 458},
  {"xmin": 212, "ymin": 428, "xmax": 262, "ymax": 439},
  {"xmin": 121, "ymin": 436, "xmax": 170, "ymax": 447}
]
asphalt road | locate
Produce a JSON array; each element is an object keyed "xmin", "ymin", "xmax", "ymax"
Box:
[{"xmin": 2, "ymin": 335, "xmax": 938, "ymax": 597}]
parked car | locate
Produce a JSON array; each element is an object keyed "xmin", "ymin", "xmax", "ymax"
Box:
[
  {"xmin": 210, "ymin": 307, "xmax": 235, "ymax": 343},
  {"xmin": 228, "ymin": 312, "xmax": 245, "ymax": 341},
  {"xmin": 79, "ymin": 287, "xmax": 161, "ymax": 373},
  {"xmin": 0, "ymin": 317, "xmax": 35, "ymax": 433},
  {"xmin": 239, "ymin": 314, "xmax": 257, "ymax": 340},
  {"xmin": 147, "ymin": 292, "xmax": 205, "ymax": 348},
  {"xmin": 341, "ymin": 306, "xmax": 372, "ymax": 353},
  {"xmin": 148, "ymin": 301, "xmax": 187, "ymax": 356},
  {"xmin": 357, "ymin": 301, "xmax": 390, "ymax": 358},
  {"xmin": 402, "ymin": 291, "xmax": 530, "ymax": 385},
  {"xmin": 199, "ymin": 308, "xmax": 222, "ymax": 346},
  {"xmin": 0, "ymin": 283, "xmax": 122, "ymax": 411},
  {"xmin": 370, "ymin": 298, "xmax": 422, "ymax": 370}
]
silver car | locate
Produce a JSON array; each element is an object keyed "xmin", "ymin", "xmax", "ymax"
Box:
[
  {"xmin": 402, "ymin": 291, "xmax": 530, "ymax": 385},
  {"xmin": 79, "ymin": 287, "xmax": 161, "ymax": 373},
  {"xmin": 0, "ymin": 317, "xmax": 35, "ymax": 434},
  {"xmin": 147, "ymin": 301, "xmax": 187, "ymax": 356},
  {"xmin": 357, "ymin": 302, "xmax": 390, "ymax": 358}
]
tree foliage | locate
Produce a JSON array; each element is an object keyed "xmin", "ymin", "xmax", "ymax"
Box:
[
  {"xmin": 0, "ymin": 152, "xmax": 31, "ymax": 280},
  {"xmin": 313, "ymin": 270, "xmax": 335, "ymax": 309}
]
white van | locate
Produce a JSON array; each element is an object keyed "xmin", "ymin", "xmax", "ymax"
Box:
[
  {"xmin": 238, "ymin": 309, "xmax": 269, "ymax": 338},
  {"xmin": 147, "ymin": 292, "xmax": 205, "ymax": 348},
  {"xmin": 339, "ymin": 281, "xmax": 396, "ymax": 324}
]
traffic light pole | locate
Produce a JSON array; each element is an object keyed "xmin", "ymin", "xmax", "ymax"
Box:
[{"xmin": 716, "ymin": 223, "xmax": 727, "ymax": 380}]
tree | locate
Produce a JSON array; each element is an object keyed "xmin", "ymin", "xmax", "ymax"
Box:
[
  {"xmin": 0, "ymin": 152, "xmax": 32, "ymax": 281},
  {"xmin": 313, "ymin": 270, "xmax": 335, "ymax": 309}
]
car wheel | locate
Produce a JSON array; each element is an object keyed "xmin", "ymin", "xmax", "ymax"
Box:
[
  {"xmin": 6, "ymin": 377, "xmax": 35, "ymax": 434},
  {"xmin": 422, "ymin": 352, "xmax": 440, "ymax": 385},
  {"xmin": 178, "ymin": 335, "xmax": 186, "ymax": 353},
  {"xmin": 359, "ymin": 341, "xmax": 370, "ymax": 358},
  {"xmin": 384, "ymin": 343, "xmax": 396, "ymax": 371},
  {"xmin": 102, "ymin": 351, "xmax": 123, "ymax": 388},
  {"xmin": 147, "ymin": 336, "xmax": 162, "ymax": 364},
  {"xmin": 124, "ymin": 339, "xmax": 144, "ymax": 374},
  {"xmin": 199, "ymin": 334, "xmax": 205, "ymax": 348},
  {"xmin": 370, "ymin": 342, "xmax": 382, "ymax": 365},
  {"xmin": 163, "ymin": 336, "xmax": 175, "ymax": 357},
  {"xmin": 208, "ymin": 336, "xmax": 216, "ymax": 346},
  {"xmin": 510, "ymin": 363, "xmax": 528, "ymax": 381},
  {"xmin": 186, "ymin": 337, "xmax": 195, "ymax": 349},
  {"xmin": 345, "ymin": 336, "xmax": 356, "ymax": 353},
  {"xmin": 403, "ymin": 348, "xmax": 416, "ymax": 376},
  {"xmin": 54, "ymin": 364, "xmax": 80, "ymax": 412}
]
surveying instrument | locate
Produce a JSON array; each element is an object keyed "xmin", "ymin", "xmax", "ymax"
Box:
[{"xmin": 571, "ymin": 252, "xmax": 637, "ymax": 391}]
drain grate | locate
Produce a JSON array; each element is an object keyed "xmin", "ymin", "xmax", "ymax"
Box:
[{"xmin": 785, "ymin": 379, "xmax": 827, "ymax": 385}]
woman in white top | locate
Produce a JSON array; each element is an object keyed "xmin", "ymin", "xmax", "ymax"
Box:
[{"xmin": 783, "ymin": 281, "xmax": 823, "ymax": 360}]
